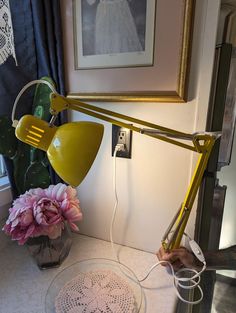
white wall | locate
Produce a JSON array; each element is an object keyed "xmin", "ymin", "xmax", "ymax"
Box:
[
  {"xmin": 218, "ymin": 132, "xmax": 236, "ymax": 245},
  {"xmin": 62, "ymin": 0, "xmax": 220, "ymax": 253},
  {"xmin": 217, "ymin": 134, "xmax": 236, "ymax": 279}
]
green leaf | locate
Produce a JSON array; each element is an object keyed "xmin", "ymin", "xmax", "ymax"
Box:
[{"xmin": 24, "ymin": 161, "xmax": 51, "ymax": 190}]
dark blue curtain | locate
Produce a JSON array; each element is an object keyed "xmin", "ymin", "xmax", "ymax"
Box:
[{"xmin": 0, "ymin": 0, "xmax": 67, "ymax": 197}]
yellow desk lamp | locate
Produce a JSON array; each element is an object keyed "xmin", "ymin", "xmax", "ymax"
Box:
[{"xmin": 12, "ymin": 80, "xmax": 220, "ymax": 251}]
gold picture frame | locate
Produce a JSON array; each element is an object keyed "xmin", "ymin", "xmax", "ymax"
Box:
[{"xmin": 61, "ymin": 0, "xmax": 195, "ymax": 102}]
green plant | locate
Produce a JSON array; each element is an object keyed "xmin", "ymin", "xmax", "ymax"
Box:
[{"xmin": 0, "ymin": 77, "xmax": 55, "ymax": 195}]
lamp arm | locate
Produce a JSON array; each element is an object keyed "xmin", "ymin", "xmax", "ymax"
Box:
[
  {"xmin": 167, "ymin": 138, "xmax": 215, "ymax": 249},
  {"xmin": 49, "ymin": 93, "xmax": 219, "ymax": 250},
  {"xmin": 50, "ymin": 93, "xmax": 215, "ymax": 152}
]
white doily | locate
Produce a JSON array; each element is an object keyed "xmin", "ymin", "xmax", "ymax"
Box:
[
  {"xmin": 0, "ymin": 0, "xmax": 17, "ymax": 65},
  {"xmin": 55, "ymin": 269, "xmax": 136, "ymax": 313}
]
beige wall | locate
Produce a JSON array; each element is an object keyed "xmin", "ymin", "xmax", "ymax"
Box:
[{"xmin": 61, "ymin": 0, "xmax": 221, "ymax": 253}]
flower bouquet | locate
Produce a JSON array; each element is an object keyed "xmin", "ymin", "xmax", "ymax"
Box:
[{"xmin": 2, "ymin": 183, "xmax": 82, "ymax": 269}]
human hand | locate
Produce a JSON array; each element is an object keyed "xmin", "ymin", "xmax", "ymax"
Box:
[{"xmin": 156, "ymin": 246, "xmax": 202, "ymax": 271}]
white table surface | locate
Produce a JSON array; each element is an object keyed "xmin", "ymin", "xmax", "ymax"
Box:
[{"xmin": 0, "ymin": 232, "xmax": 177, "ymax": 313}]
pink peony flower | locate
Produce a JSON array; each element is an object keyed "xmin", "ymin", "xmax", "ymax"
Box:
[
  {"xmin": 2, "ymin": 183, "xmax": 82, "ymax": 245},
  {"xmin": 3, "ymin": 208, "xmax": 36, "ymax": 245},
  {"xmin": 45, "ymin": 184, "xmax": 83, "ymax": 231},
  {"xmin": 33, "ymin": 198, "xmax": 64, "ymax": 239}
]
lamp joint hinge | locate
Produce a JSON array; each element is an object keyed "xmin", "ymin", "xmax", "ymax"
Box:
[{"xmin": 50, "ymin": 93, "xmax": 69, "ymax": 115}]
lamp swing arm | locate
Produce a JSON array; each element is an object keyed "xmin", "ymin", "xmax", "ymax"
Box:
[
  {"xmin": 50, "ymin": 93, "xmax": 216, "ymax": 153},
  {"xmin": 162, "ymin": 137, "xmax": 216, "ymax": 250},
  {"xmin": 49, "ymin": 93, "xmax": 219, "ymax": 250}
]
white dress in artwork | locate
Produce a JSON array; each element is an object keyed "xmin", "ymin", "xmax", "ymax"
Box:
[{"xmin": 87, "ymin": 0, "xmax": 143, "ymax": 55}]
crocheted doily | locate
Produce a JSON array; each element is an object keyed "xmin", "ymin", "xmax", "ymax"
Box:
[{"xmin": 55, "ymin": 269, "xmax": 136, "ymax": 313}]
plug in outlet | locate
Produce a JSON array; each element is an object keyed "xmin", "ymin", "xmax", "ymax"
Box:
[{"xmin": 112, "ymin": 125, "xmax": 132, "ymax": 158}]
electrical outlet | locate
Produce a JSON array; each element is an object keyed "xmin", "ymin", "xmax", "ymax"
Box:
[{"xmin": 112, "ymin": 125, "xmax": 132, "ymax": 158}]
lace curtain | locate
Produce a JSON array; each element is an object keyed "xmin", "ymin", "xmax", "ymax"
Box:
[{"xmin": 0, "ymin": 0, "xmax": 17, "ymax": 65}]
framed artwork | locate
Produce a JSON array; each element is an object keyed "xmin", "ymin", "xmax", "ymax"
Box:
[
  {"xmin": 61, "ymin": 0, "xmax": 195, "ymax": 102},
  {"xmin": 74, "ymin": 0, "xmax": 156, "ymax": 69}
]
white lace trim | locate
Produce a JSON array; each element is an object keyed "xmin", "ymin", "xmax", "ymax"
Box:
[
  {"xmin": 55, "ymin": 269, "xmax": 136, "ymax": 313},
  {"xmin": 0, "ymin": 0, "xmax": 17, "ymax": 65}
]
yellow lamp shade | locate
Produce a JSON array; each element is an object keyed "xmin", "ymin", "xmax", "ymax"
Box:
[
  {"xmin": 47, "ymin": 121, "xmax": 104, "ymax": 186},
  {"xmin": 15, "ymin": 115, "xmax": 104, "ymax": 186}
]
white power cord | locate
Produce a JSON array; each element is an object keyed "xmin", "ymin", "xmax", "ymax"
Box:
[{"xmin": 111, "ymin": 144, "xmax": 206, "ymax": 305}]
